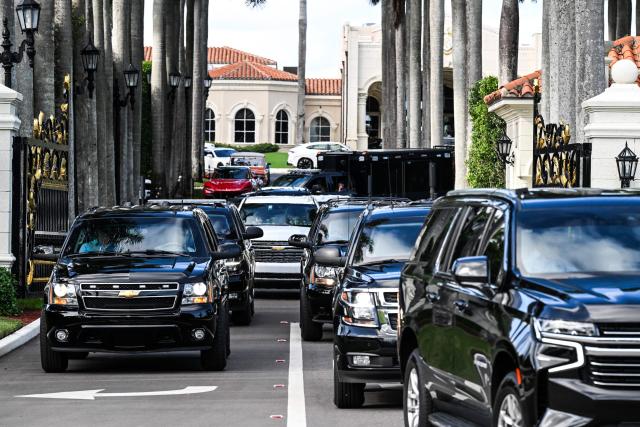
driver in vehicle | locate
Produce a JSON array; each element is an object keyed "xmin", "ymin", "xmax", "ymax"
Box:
[{"xmin": 79, "ymin": 230, "xmax": 116, "ymax": 254}]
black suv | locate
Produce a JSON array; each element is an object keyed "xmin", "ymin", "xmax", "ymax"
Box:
[
  {"xmin": 39, "ymin": 206, "xmax": 240, "ymax": 372},
  {"xmin": 315, "ymin": 202, "xmax": 431, "ymax": 408},
  {"xmin": 149, "ymin": 200, "xmax": 263, "ymax": 325},
  {"xmin": 399, "ymin": 189, "xmax": 640, "ymax": 427},
  {"xmin": 289, "ymin": 199, "xmax": 369, "ymax": 341},
  {"xmin": 271, "ymin": 169, "xmax": 348, "ymax": 194}
]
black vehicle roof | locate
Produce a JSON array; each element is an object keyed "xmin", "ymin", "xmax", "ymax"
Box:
[
  {"xmin": 363, "ymin": 203, "xmax": 432, "ymax": 222},
  {"xmin": 243, "ymin": 187, "xmax": 312, "ymax": 197},
  {"xmin": 78, "ymin": 205, "xmax": 204, "ymax": 220}
]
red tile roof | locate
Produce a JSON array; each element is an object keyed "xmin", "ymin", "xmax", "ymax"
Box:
[
  {"xmin": 209, "ymin": 60, "xmax": 298, "ymax": 81},
  {"xmin": 143, "ymin": 46, "xmax": 277, "ymax": 66},
  {"xmin": 483, "ymin": 70, "xmax": 542, "ymax": 106},
  {"xmin": 607, "ymin": 36, "xmax": 640, "ymax": 85},
  {"xmin": 305, "ymin": 78, "xmax": 342, "ymax": 95}
]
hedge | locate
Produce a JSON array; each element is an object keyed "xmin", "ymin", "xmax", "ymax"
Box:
[
  {"xmin": 0, "ymin": 268, "xmax": 19, "ymax": 317},
  {"xmin": 212, "ymin": 143, "xmax": 280, "ymax": 153}
]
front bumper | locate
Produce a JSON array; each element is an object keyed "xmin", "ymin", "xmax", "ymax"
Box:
[
  {"xmin": 541, "ymin": 377, "xmax": 640, "ymax": 426},
  {"xmin": 334, "ymin": 322, "xmax": 400, "ymax": 384},
  {"xmin": 306, "ymin": 283, "xmax": 334, "ymax": 323},
  {"xmin": 254, "ymin": 262, "xmax": 301, "ymax": 287},
  {"xmin": 43, "ymin": 304, "xmax": 217, "ymax": 353},
  {"xmin": 203, "ymin": 188, "xmax": 251, "ymax": 199},
  {"xmin": 227, "ymin": 273, "xmax": 250, "ymax": 310}
]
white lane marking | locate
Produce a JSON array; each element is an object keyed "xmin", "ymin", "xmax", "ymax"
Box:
[
  {"xmin": 287, "ymin": 322, "xmax": 306, "ymax": 427},
  {"xmin": 16, "ymin": 385, "xmax": 217, "ymax": 400}
]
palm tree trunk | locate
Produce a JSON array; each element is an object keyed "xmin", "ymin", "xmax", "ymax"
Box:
[
  {"xmin": 131, "ymin": 0, "xmax": 144, "ymax": 202},
  {"xmin": 575, "ymin": 0, "xmax": 605, "ymax": 144},
  {"xmin": 407, "ymin": 0, "xmax": 421, "ymax": 149},
  {"xmin": 184, "ymin": 0, "xmax": 194, "ymax": 196},
  {"xmin": 395, "ymin": 2, "xmax": 406, "ymax": 149},
  {"xmin": 92, "ymin": 0, "xmax": 108, "ymax": 206},
  {"xmin": 498, "ymin": 0, "xmax": 519, "ymax": 85},
  {"xmin": 296, "ymin": 0, "xmax": 307, "ymax": 145},
  {"xmin": 540, "ymin": 0, "xmax": 550, "ymax": 119},
  {"xmin": 607, "ymin": 0, "xmax": 617, "ymax": 40},
  {"xmin": 152, "ymin": 0, "xmax": 167, "ymax": 195},
  {"xmin": 34, "ymin": 0, "xmax": 55, "ymax": 116},
  {"xmin": 165, "ymin": 1, "xmax": 179, "ymax": 191},
  {"xmin": 85, "ymin": 0, "xmax": 99, "ymax": 204},
  {"xmin": 175, "ymin": 0, "xmax": 187, "ymax": 197},
  {"xmin": 421, "ymin": 0, "xmax": 430, "ymax": 148},
  {"xmin": 102, "ymin": 0, "xmax": 116, "ymax": 205},
  {"xmin": 466, "ymin": 0, "xmax": 482, "ymax": 166},
  {"xmin": 113, "ymin": 0, "xmax": 130, "ymax": 202},
  {"xmin": 615, "ymin": 0, "xmax": 631, "ymax": 38},
  {"xmin": 637, "ymin": 0, "xmax": 640, "ymax": 37},
  {"xmin": 557, "ymin": 1, "xmax": 576, "ymax": 133},
  {"xmin": 199, "ymin": 0, "xmax": 209, "ymax": 177},
  {"xmin": 429, "ymin": 0, "xmax": 444, "ymax": 146},
  {"xmin": 190, "ymin": 0, "xmax": 203, "ymax": 182},
  {"xmin": 452, "ymin": 0, "xmax": 467, "ymax": 189},
  {"xmin": 381, "ymin": 0, "xmax": 396, "ymax": 149},
  {"xmin": 14, "ymin": 15, "xmax": 33, "ymax": 138}
]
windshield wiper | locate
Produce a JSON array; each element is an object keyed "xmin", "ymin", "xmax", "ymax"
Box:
[
  {"xmin": 122, "ymin": 250, "xmax": 189, "ymax": 257},
  {"xmin": 67, "ymin": 251, "xmax": 126, "ymax": 258},
  {"xmin": 321, "ymin": 240, "xmax": 350, "ymax": 245},
  {"xmin": 357, "ymin": 259, "xmax": 406, "ymax": 267}
]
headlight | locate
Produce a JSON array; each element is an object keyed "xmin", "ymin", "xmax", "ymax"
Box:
[
  {"xmin": 535, "ymin": 319, "xmax": 597, "ymax": 337},
  {"xmin": 226, "ymin": 258, "xmax": 242, "ymax": 273},
  {"xmin": 533, "ymin": 318, "xmax": 588, "ymax": 373},
  {"xmin": 311, "ymin": 264, "xmax": 338, "ymax": 287},
  {"xmin": 182, "ymin": 282, "xmax": 210, "ymax": 305},
  {"xmin": 50, "ymin": 282, "xmax": 78, "ymax": 305},
  {"xmin": 339, "ymin": 290, "xmax": 378, "ymax": 327}
]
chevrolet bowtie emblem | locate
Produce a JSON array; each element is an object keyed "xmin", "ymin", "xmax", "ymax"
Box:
[
  {"xmin": 119, "ymin": 290, "xmax": 140, "ymax": 298},
  {"xmin": 271, "ymin": 246, "xmax": 286, "ymax": 251}
]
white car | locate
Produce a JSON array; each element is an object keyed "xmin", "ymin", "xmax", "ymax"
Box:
[
  {"xmin": 204, "ymin": 148, "xmax": 237, "ymax": 177},
  {"xmin": 287, "ymin": 142, "xmax": 350, "ymax": 169}
]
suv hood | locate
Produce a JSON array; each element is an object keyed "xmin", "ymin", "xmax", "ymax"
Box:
[
  {"xmin": 54, "ymin": 256, "xmax": 207, "ymax": 282},
  {"xmin": 523, "ymin": 274, "xmax": 640, "ymax": 323},
  {"xmin": 254, "ymin": 226, "xmax": 310, "ymax": 241},
  {"xmin": 345, "ymin": 262, "xmax": 405, "ymax": 290}
]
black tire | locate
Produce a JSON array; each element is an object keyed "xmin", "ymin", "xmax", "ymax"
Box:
[
  {"xmin": 300, "ymin": 286, "xmax": 323, "ymax": 341},
  {"xmin": 231, "ymin": 290, "xmax": 253, "ymax": 326},
  {"xmin": 297, "ymin": 158, "xmax": 313, "ymax": 169},
  {"xmin": 201, "ymin": 303, "xmax": 228, "ymax": 371},
  {"xmin": 40, "ymin": 314, "xmax": 68, "ymax": 373},
  {"xmin": 492, "ymin": 372, "xmax": 531, "ymax": 427},
  {"xmin": 403, "ymin": 350, "xmax": 432, "ymax": 427},
  {"xmin": 67, "ymin": 352, "xmax": 89, "ymax": 360},
  {"xmin": 333, "ymin": 359, "xmax": 365, "ymax": 408}
]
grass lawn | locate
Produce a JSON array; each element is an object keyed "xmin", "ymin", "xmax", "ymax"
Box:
[
  {"xmin": 265, "ymin": 152, "xmax": 289, "ymax": 168},
  {"xmin": 17, "ymin": 298, "xmax": 43, "ymax": 312},
  {"xmin": 0, "ymin": 317, "xmax": 22, "ymax": 340}
]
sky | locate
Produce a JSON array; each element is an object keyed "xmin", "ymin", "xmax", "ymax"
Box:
[{"xmin": 142, "ymin": 0, "xmax": 545, "ymax": 78}]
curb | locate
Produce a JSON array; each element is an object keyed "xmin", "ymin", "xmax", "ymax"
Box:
[{"xmin": 0, "ymin": 318, "xmax": 40, "ymax": 359}]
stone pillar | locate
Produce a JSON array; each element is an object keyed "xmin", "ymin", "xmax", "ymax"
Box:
[
  {"xmin": 356, "ymin": 93, "xmax": 368, "ymax": 150},
  {"xmin": 583, "ymin": 59, "xmax": 640, "ymax": 189},
  {"xmin": 0, "ymin": 84, "xmax": 23, "ymax": 269},
  {"xmin": 488, "ymin": 98, "xmax": 534, "ymax": 189}
]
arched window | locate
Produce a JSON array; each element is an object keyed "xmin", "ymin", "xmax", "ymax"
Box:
[
  {"xmin": 275, "ymin": 110, "xmax": 289, "ymax": 144},
  {"xmin": 234, "ymin": 108, "xmax": 256, "ymax": 143},
  {"xmin": 309, "ymin": 116, "xmax": 331, "ymax": 142},
  {"xmin": 204, "ymin": 108, "xmax": 216, "ymax": 142}
]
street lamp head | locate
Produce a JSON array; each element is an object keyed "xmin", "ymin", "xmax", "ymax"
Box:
[
  {"xmin": 204, "ymin": 75, "xmax": 213, "ymax": 89},
  {"xmin": 496, "ymin": 129, "xmax": 514, "ymax": 165},
  {"xmin": 15, "ymin": 0, "xmax": 40, "ymax": 33},
  {"xmin": 145, "ymin": 71, "xmax": 151, "ymax": 85},
  {"xmin": 616, "ymin": 142, "xmax": 638, "ymax": 188},
  {"xmin": 184, "ymin": 75, "xmax": 192, "ymax": 88},
  {"xmin": 169, "ymin": 71, "xmax": 181, "ymax": 88},
  {"xmin": 81, "ymin": 40, "xmax": 100, "ymax": 73},
  {"xmin": 123, "ymin": 63, "xmax": 140, "ymax": 89}
]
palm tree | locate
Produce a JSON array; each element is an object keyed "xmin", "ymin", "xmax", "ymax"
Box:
[
  {"xmin": 92, "ymin": 0, "xmax": 108, "ymax": 206},
  {"xmin": 607, "ymin": 0, "xmax": 617, "ymax": 40},
  {"xmin": 296, "ymin": 0, "xmax": 307, "ymax": 145},
  {"xmin": 165, "ymin": 1, "xmax": 179, "ymax": 191},
  {"xmin": 184, "ymin": 0, "xmax": 194, "ymax": 196},
  {"xmin": 557, "ymin": 1, "xmax": 576, "ymax": 133},
  {"xmin": 372, "ymin": 0, "xmax": 397, "ymax": 149},
  {"xmin": 14, "ymin": 9, "xmax": 33, "ymax": 138},
  {"xmin": 102, "ymin": 0, "xmax": 116, "ymax": 205},
  {"xmin": 615, "ymin": 0, "xmax": 631, "ymax": 38},
  {"xmin": 395, "ymin": 1, "xmax": 406, "ymax": 149},
  {"xmin": 466, "ymin": 0, "xmax": 482, "ymax": 166},
  {"xmin": 152, "ymin": 0, "xmax": 168, "ymax": 195},
  {"xmin": 113, "ymin": 0, "xmax": 131, "ymax": 202},
  {"xmin": 190, "ymin": 0, "xmax": 204, "ymax": 183},
  {"xmin": 421, "ymin": 0, "xmax": 430, "ymax": 148},
  {"xmin": 34, "ymin": 0, "xmax": 55, "ymax": 115},
  {"xmin": 540, "ymin": 0, "xmax": 550, "ymax": 119},
  {"xmin": 498, "ymin": 0, "xmax": 519, "ymax": 85},
  {"xmin": 429, "ymin": 0, "xmax": 444, "ymax": 146},
  {"xmin": 452, "ymin": 0, "xmax": 467, "ymax": 189},
  {"xmin": 175, "ymin": 0, "xmax": 187, "ymax": 196},
  {"xmin": 131, "ymin": 0, "xmax": 144, "ymax": 201},
  {"xmin": 407, "ymin": 0, "xmax": 421, "ymax": 149}
]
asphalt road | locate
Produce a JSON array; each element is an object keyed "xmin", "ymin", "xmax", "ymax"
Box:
[{"xmin": 0, "ymin": 296, "xmax": 401, "ymax": 427}]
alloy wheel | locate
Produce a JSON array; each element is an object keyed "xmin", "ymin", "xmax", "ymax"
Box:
[
  {"xmin": 497, "ymin": 394, "xmax": 523, "ymax": 427},
  {"xmin": 298, "ymin": 158, "xmax": 313, "ymax": 169},
  {"xmin": 406, "ymin": 367, "xmax": 420, "ymax": 427}
]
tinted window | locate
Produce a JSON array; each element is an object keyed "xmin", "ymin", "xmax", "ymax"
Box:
[
  {"xmin": 241, "ymin": 203, "xmax": 317, "ymax": 227},
  {"xmin": 447, "ymin": 206, "xmax": 493, "ymax": 270},
  {"xmin": 214, "ymin": 149, "xmax": 236, "ymax": 157},
  {"xmin": 307, "ymin": 177, "xmax": 327, "ymax": 192},
  {"xmin": 64, "ymin": 217, "xmax": 206, "ymax": 256},
  {"xmin": 272, "ymin": 175, "xmax": 310, "ymax": 187},
  {"xmin": 517, "ymin": 205, "xmax": 640, "ymax": 275},
  {"xmin": 352, "ymin": 216, "xmax": 426, "ymax": 266},
  {"xmin": 213, "ymin": 168, "xmax": 250, "ymax": 179},
  {"xmin": 315, "ymin": 209, "xmax": 364, "ymax": 245},
  {"xmin": 207, "ymin": 213, "xmax": 238, "ymax": 240},
  {"xmin": 417, "ymin": 207, "xmax": 460, "ymax": 271},
  {"xmin": 479, "ymin": 209, "xmax": 505, "ymax": 283}
]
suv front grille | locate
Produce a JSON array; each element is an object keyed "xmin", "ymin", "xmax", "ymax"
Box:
[
  {"xmin": 584, "ymin": 325, "xmax": 640, "ymax": 389},
  {"xmin": 253, "ymin": 240, "xmax": 303, "ymax": 263},
  {"xmin": 83, "ymin": 296, "xmax": 176, "ymax": 311},
  {"xmin": 80, "ymin": 282, "xmax": 179, "ymax": 312}
]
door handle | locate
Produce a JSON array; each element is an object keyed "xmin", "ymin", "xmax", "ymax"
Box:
[
  {"xmin": 453, "ymin": 299, "xmax": 469, "ymax": 312},
  {"xmin": 426, "ymin": 291, "xmax": 440, "ymax": 303}
]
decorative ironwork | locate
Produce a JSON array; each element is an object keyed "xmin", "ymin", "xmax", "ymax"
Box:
[{"xmin": 532, "ymin": 81, "xmax": 591, "ymax": 188}]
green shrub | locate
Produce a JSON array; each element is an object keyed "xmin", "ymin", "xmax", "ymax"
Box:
[
  {"xmin": 213, "ymin": 143, "xmax": 280, "ymax": 153},
  {"xmin": 466, "ymin": 76, "xmax": 506, "ymax": 189},
  {"xmin": 0, "ymin": 268, "xmax": 20, "ymax": 317}
]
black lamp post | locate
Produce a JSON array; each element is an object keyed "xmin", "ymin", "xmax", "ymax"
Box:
[
  {"xmin": 79, "ymin": 40, "xmax": 99, "ymax": 98},
  {"xmin": 184, "ymin": 75, "xmax": 192, "ymax": 89},
  {"xmin": 616, "ymin": 142, "xmax": 638, "ymax": 188},
  {"xmin": 204, "ymin": 75, "xmax": 212, "ymax": 94},
  {"xmin": 167, "ymin": 70, "xmax": 181, "ymax": 99},
  {"xmin": 145, "ymin": 70, "xmax": 151, "ymax": 85},
  {"xmin": 1, "ymin": 0, "xmax": 41, "ymax": 88},
  {"xmin": 115, "ymin": 63, "xmax": 139, "ymax": 111},
  {"xmin": 496, "ymin": 129, "xmax": 514, "ymax": 166}
]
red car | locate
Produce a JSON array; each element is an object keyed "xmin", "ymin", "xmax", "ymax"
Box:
[{"xmin": 203, "ymin": 166, "xmax": 257, "ymax": 198}]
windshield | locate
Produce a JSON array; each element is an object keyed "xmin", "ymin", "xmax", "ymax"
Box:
[
  {"xmin": 214, "ymin": 149, "xmax": 235, "ymax": 157},
  {"xmin": 241, "ymin": 203, "xmax": 317, "ymax": 227},
  {"xmin": 517, "ymin": 205, "xmax": 640, "ymax": 275},
  {"xmin": 232, "ymin": 156, "xmax": 264, "ymax": 167},
  {"xmin": 213, "ymin": 168, "xmax": 250, "ymax": 179},
  {"xmin": 272, "ymin": 175, "xmax": 310, "ymax": 187},
  {"xmin": 352, "ymin": 217, "xmax": 425, "ymax": 266},
  {"xmin": 207, "ymin": 213, "xmax": 238, "ymax": 240},
  {"xmin": 63, "ymin": 217, "xmax": 206, "ymax": 256},
  {"xmin": 315, "ymin": 209, "xmax": 364, "ymax": 244}
]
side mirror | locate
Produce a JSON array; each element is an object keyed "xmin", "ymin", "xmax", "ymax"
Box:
[
  {"xmin": 243, "ymin": 226, "xmax": 263, "ymax": 240},
  {"xmin": 212, "ymin": 243, "xmax": 242, "ymax": 260},
  {"xmin": 452, "ymin": 256, "xmax": 489, "ymax": 285},
  {"xmin": 314, "ymin": 246, "xmax": 346, "ymax": 267},
  {"xmin": 288, "ymin": 234, "xmax": 311, "ymax": 249}
]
